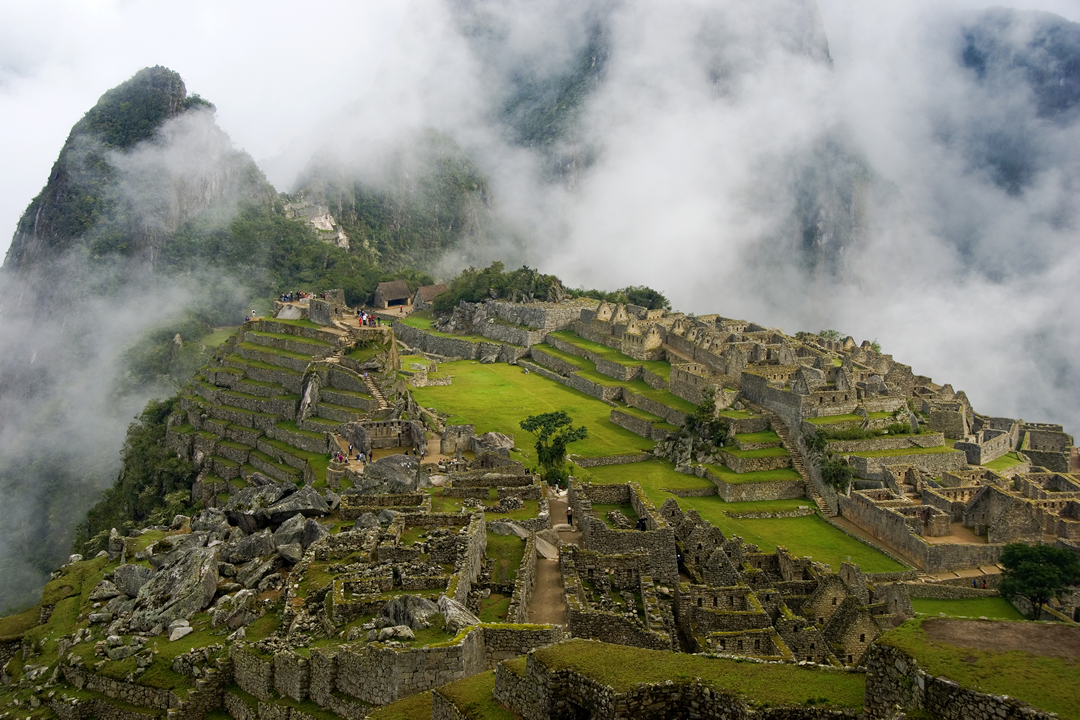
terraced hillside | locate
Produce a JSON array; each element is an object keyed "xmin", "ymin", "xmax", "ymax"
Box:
[{"xmin": 168, "ymin": 318, "xmax": 395, "ymax": 504}]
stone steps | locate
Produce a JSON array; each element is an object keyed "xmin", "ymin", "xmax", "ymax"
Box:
[
  {"xmin": 362, "ymin": 373, "xmax": 390, "ymax": 410},
  {"xmin": 754, "ymin": 404, "xmax": 837, "ymax": 518}
]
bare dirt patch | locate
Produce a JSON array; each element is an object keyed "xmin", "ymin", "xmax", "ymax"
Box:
[{"xmin": 923, "ymin": 618, "xmax": 1080, "ymax": 659}]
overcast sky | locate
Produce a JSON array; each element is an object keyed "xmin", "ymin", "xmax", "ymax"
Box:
[
  {"xmin": 0, "ymin": 0, "xmax": 409, "ymax": 258},
  {"xmin": 3, "ymin": 0, "xmax": 1079, "ymax": 261}
]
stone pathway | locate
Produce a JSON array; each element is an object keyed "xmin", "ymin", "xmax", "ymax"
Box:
[{"xmin": 526, "ymin": 492, "xmax": 580, "ymax": 627}]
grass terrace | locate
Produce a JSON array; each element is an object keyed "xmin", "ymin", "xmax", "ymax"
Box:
[
  {"xmin": 271, "ymin": 318, "xmax": 322, "ymax": 329},
  {"xmin": 548, "ymin": 330, "xmax": 672, "ymax": 380},
  {"xmin": 531, "ymin": 639, "xmax": 865, "ymax": 709},
  {"xmin": 722, "ymin": 446, "xmax": 790, "ymax": 459},
  {"xmin": 911, "ymin": 597, "xmax": 1026, "ymax": 621},
  {"xmin": 400, "ymin": 310, "xmax": 488, "ymax": 343},
  {"xmin": 734, "ymin": 431, "xmax": 781, "ymax": 444},
  {"xmin": 719, "ymin": 409, "xmax": 755, "ymax": 419},
  {"xmin": 433, "ymin": 670, "xmax": 514, "ymax": 719},
  {"xmin": 246, "ymin": 330, "xmax": 333, "ymax": 347},
  {"xmin": 366, "ymin": 691, "xmax": 433, "ymax": 720},
  {"xmin": 983, "ymin": 452, "xmax": 1025, "ymax": 472},
  {"xmin": 704, "ymin": 464, "xmax": 801, "ymax": 485},
  {"xmin": 410, "ymin": 362, "xmax": 654, "ymax": 461},
  {"xmin": 806, "ymin": 414, "xmax": 863, "ymax": 425},
  {"xmin": 844, "ymin": 445, "xmax": 956, "ymax": 458},
  {"xmin": 879, "ymin": 619, "xmax": 1079, "ymax": 719}
]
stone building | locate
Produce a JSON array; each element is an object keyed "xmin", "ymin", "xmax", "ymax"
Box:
[{"xmin": 373, "ymin": 280, "xmax": 412, "ymax": 309}]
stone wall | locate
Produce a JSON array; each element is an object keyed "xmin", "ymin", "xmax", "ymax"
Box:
[
  {"xmin": 488, "ymin": 299, "xmax": 597, "ymax": 332},
  {"xmin": 864, "ymin": 642, "xmax": 1055, "ymax": 719},
  {"xmin": 622, "ymin": 389, "xmax": 687, "ymax": 426},
  {"xmin": 62, "ymin": 663, "xmax": 179, "ymax": 711},
  {"xmin": 393, "ymin": 322, "xmax": 528, "ymax": 364},
  {"xmin": 902, "ymin": 582, "xmax": 999, "ymax": 599},
  {"xmin": 529, "ymin": 347, "xmax": 584, "ymax": 376},
  {"xmin": 506, "ymin": 535, "xmax": 538, "ymax": 624},
  {"xmin": 231, "ymin": 645, "xmax": 275, "ymax": 701},
  {"xmin": 838, "ymin": 492, "xmax": 1004, "ymax": 572},
  {"xmin": 571, "ymin": 453, "xmax": 652, "ymax": 468},
  {"xmin": 717, "ymin": 449, "xmax": 792, "ymax": 474},
  {"xmin": 845, "ymin": 449, "xmax": 967, "ymax": 481},
  {"xmin": 698, "ymin": 467, "xmax": 805, "ymax": 502},
  {"xmin": 826, "ymin": 433, "xmax": 946, "ymax": 454},
  {"xmin": 609, "ymin": 410, "xmax": 656, "ymax": 440}
]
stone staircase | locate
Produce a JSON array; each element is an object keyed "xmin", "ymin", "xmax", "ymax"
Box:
[
  {"xmin": 748, "ymin": 403, "xmax": 837, "ymax": 518},
  {"xmin": 362, "ymin": 373, "xmax": 390, "ymax": 410}
]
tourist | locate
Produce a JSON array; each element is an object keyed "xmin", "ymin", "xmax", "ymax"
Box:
[{"xmin": 566, "ymin": 506, "xmax": 573, "ymax": 527}]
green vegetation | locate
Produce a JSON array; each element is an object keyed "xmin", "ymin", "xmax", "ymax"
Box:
[
  {"xmin": 546, "ymin": 332, "xmax": 671, "ymax": 380},
  {"xmin": 672, "ymin": 501, "xmax": 905, "ymax": 573},
  {"xmin": 532, "ymin": 639, "xmax": 865, "ymax": 709},
  {"xmin": 998, "ymin": 543, "xmax": 1080, "ymax": 619},
  {"xmin": 984, "ymin": 452, "xmax": 1025, "ymax": 471},
  {"xmin": 879, "ymin": 619, "xmax": 1079, "ymax": 719},
  {"xmin": 72, "ymin": 397, "xmax": 197, "ymax": 556},
  {"xmin": 364, "ymin": 691, "xmax": 432, "ymax": 720},
  {"xmin": 410, "ymin": 362, "xmax": 653, "ymax": 461},
  {"xmin": 435, "ymin": 670, "xmax": 516, "ymax": 719},
  {"xmin": 805, "ymin": 414, "xmax": 862, "ymax": 425},
  {"xmin": 520, "ymin": 411, "xmax": 589, "ymax": 485},
  {"xmin": 844, "ymin": 446, "xmax": 958, "ymax": 458},
  {"xmin": 704, "ymin": 465, "xmax": 802, "ymax": 485},
  {"xmin": 910, "ymin": 597, "xmax": 1026, "ymax": 620},
  {"xmin": 486, "ymin": 534, "xmax": 526, "ymax": 584},
  {"xmin": 433, "ymin": 262, "xmax": 568, "ymax": 313}
]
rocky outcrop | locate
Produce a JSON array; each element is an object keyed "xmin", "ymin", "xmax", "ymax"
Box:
[{"xmin": 130, "ymin": 547, "xmax": 218, "ymax": 631}]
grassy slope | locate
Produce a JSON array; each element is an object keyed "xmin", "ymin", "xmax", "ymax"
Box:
[
  {"xmin": 911, "ymin": 597, "xmax": 1026, "ymax": 621},
  {"xmin": 410, "ymin": 361, "xmax": 653, "ymax": 459},
  {"xmin": 533, "ymin": 639, "xmax": 865, "ymax": 709},
  {"xmin": 879, "ymin": 619, "xmax": 1079, "ymax": 719}
]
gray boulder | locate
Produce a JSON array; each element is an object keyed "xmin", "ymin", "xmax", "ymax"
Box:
[
  {"xmin": 224, "ymin": 483, "xmax": 296, "ymax": 532},
  {"xmin": 354, "ymin": 513, "xmax": 381, "ymax": 530},
  {"xmin": 220, "ymin": 529, "xmax": 276, "ymax": 565},
  {"xmin": 273, "ymin": 514, "xmax": 306, "ymax": 547},
  {"xmin": 277, "ymin": 543, "xmax": 303, "ymax": 565},
  {"xmin": 89, "ymin": 580, "xmax": 121, "ymax": 601},
  {"xmin": 302, "ymin": 518, "xmax": 329, "ymax": 548},
  {"xmin": 475, "ymin": 431, "xmax": 514, "ymax": 452},
  {"xmin": 237, "ymin": 555, "xmax": 283, "ymax": 590},
  {"xmin": 351, "ymin": 455, "xmax": 418, "ymax": 494},
  {"xmin": 264, "ymin": 486, "xmax": 329, "ymax": 525},
  {"xmin": 212, "ymin": 589, "xmax": 259, "ymax": 629},
  {"xmin": 377, "ymin": 625, "xmax": 415, "ymax": 642},
  {"xmin": 380, "ymin": 595, "xmax": 441, "ymax": 631},
  {"xmin": 324, "ymin": 489, "xmax": 341, "ymax": 511},
  {"xmin": 192, "ymin": 508, "xmax": 229, "ymax": 532},
  {"xmin": 130, "ymin": 548, "xmax": 218, "ymax": 632},
  {"xmin": 113, "ymin": 564, "xmax": 155, "ymax": 599},
  {"xmin": 438, "ymin": 596, "xmax": 480, "ymax": 634},
  {"xmin": 378, "ymin": 509, "xmax": 400, "ymax": 524}
]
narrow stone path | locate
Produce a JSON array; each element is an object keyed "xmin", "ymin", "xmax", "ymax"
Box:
[
  {"xmin": 361, "ymin": 373, "xmax": 390, "ymax": 409},
  {"xmin": 525, "ymin": 492, "xmax": 580, "ymax": 626}
]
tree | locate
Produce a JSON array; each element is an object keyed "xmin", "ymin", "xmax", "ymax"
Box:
[
  {"xmin": 998, "ymin": 543, "xmax": 1080, "ymax": 619},
  {"xmin": 684, "ymin": 387, "xmax": 727, "ymax": 448},
  {"xmin": 519, "ymin": 411, "xmax": 588, "ymax": 486}
]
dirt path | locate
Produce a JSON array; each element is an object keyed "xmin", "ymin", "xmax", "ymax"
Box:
[{"xmin": 525, "ymin": 491, "xmax": 580, "ymax": 626}]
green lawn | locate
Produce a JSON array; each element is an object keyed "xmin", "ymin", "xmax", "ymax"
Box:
[
  {"xmin": 806, "ymin": 414, "xmax": 863, "ymax": 425},
  {"xmin": 400, "ymin": 311, "xmax": 488, "ymax": 342},
  {"xmin": 722, "ymin": 446, "xmax": 790, "ymax": 459},
  {"xmin": 844, "ymin": 446, "xmax": 956, "ymax": 458},
  {"xmin": 201, "ymin": 327, "xmax": 237, "ymax": 348},
  {"xmin": 410, "ymin": 362, "xmax": 654, "ymax": 460},
  {"xmin": 433, "ymin": 670, "xmax": 515, "ymax": 720},
  {"xmin": 704, "ymin": 464, "xmax": 802, "ymax": 485},
  {"xmin": 487, "ymin": 533, "xmax": 526, "ymax": 584},
  {"xmin": 673, "ymin": 500, "xmax": 906, "ymax": 573},
  {"xmin": 879, "ymin": 619, "xmax": 1079, "ymax": 719},
  {"xmin": 590, "ymin": 503, "xmax": 640, "ymax": 528},
  {"xmin": 366, "ymin": 691, "xmax": 432, "ymax": 720},
  {"xmin": 532, "ymin": 639, "xmax": 865, "ymax": 709},
  {"xmin": 911, "ymin": 597, "xmax": 1026, "ymax": 621},
  {"xmin": 579, "ymin": 458, "xmax": 716, "ymax": 496},
  {"xmin": 548, "ymin": 331, "xmax": 672, "ymax": 380},
  {"xmin": 983, "ymin": 452, "xmax": 1025, "ymax": 472},
  {"xmin": 734, "ymin": 431, "xmax": 781, "ymax": 444}
]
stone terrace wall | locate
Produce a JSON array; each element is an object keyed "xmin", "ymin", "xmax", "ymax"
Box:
[
  {"xmin": 902, "ymin": 582, "xmax": 999, "ymax": 599},
  {"xmin": 827, "ymin": 433, "xmax": 946, "ymax": 454},
  {"xmin": 496, "ymin": 648, "xmax": 865, "ymax": 720},
  {"xmin": 864, "ymin": 643, "xmax": 1055, "ymax": 720},
  {"xmin": 431, "ymin": 689, "xmax": 468, "ymax": 720},
  {"xmin": 488, "ymin": 299, "xmax": 597, "ymax": 331},
  {"xmin": 697, "ymin": 467, "xmax": 805, "ymax": 502},
  {"xmin": 61, "ymin": 665, "xmax": 180, "ymax": 712},
  {"xmin": 230, "ymin": 644, "xmax": 275, "ymax": 701},
  {"xmin": 393, "ymin": 322, "xmax": 527, "ymax": 363},
  {"xmin": 506, "ymin": 534, "xmax": 538, "ymax": 623},
  {"xmin": 609, "ymin": 409, "xmax": 657, "ymax": 439},
  {"xmin": 572, "ymin": 453, "xmax": 652, "ymax": 468},
  {"xmin": 529, "ymin": 346, "xmax": 584, "ymax": 376},
  {"xmin": 838, "ymin": 493, "xmax": 1005, "ymax": 572},
  {"xmin": 846, "ymin": 450, "xmax": 968, "ymax": 481}
]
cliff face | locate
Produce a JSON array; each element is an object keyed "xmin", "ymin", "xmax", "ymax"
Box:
[{"xmin": 4, "ymin": 66, "xmax": 272, "ymax": 279}]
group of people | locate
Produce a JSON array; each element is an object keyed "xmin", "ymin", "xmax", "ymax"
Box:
[
  {"xmin": 356, "ymin": 310, "xmax": 383, "ymax": 327},
  {"xmin": 280, "ymin": 291, "xmax": 326, "ymax": 303}
]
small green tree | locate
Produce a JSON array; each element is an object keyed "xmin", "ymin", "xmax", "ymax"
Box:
[
  {"xmin": 819, "ymin": 329, "xmax": 842, "ymax": 342},
  {"xmin": 520, "ymin": 411, "xmax": 588, "ymax": 486},
  {"xmin": 804, "ymin": 429, "xmax": 853, "ymax": 492},
  {"xmin": 998, "ymin": 544, "xmax": 1080, "ymax": 619},
  {"xmin": 684, "ymin": 387, "xmax": 727, "ymax": 448}
]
